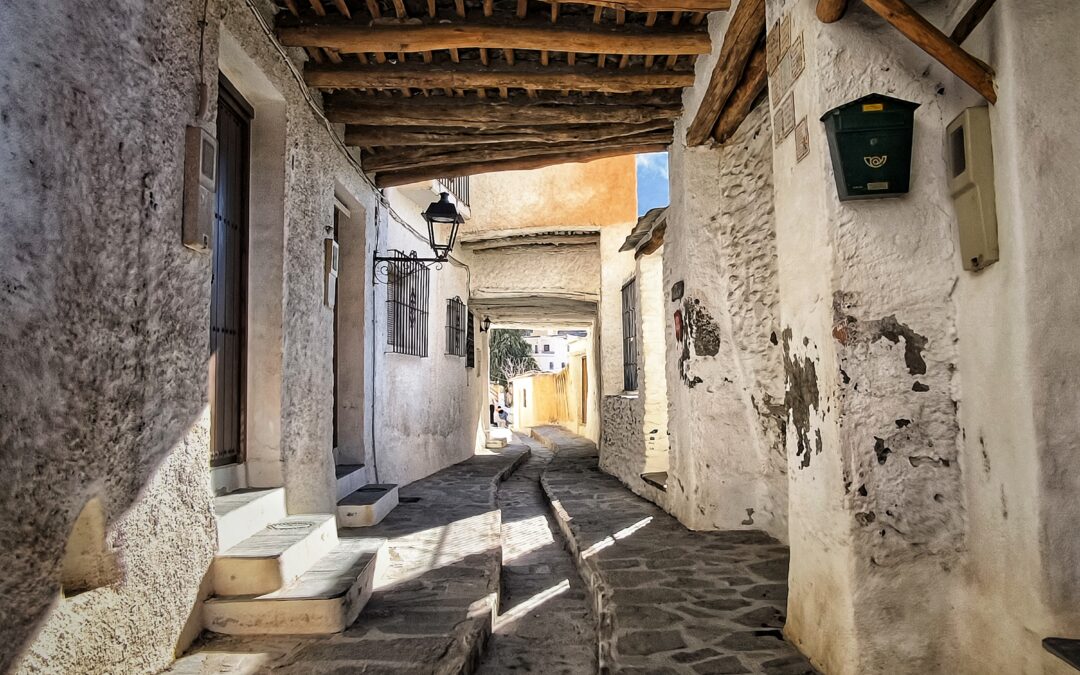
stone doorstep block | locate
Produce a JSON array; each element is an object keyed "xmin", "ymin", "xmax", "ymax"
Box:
[
  {"xmin": 213, "ymin": 514, "xmax": 339, "ymax": 596},
  {"xmin": 335, "ymin": 464, "xmax": 366, "ymax": 502},
  {"xmin": 213, "ymin": 487, "xmax": 287, "ymax": 553},
  {"xmin": 204, "ymin": 537, "xmax": 385, "ymax": 636},
  {"xmin": 337, "ymin": 484, "xmax": 399, "ymax": 528},
  {"xmin": 485, "ymin": 438, "xmax": 508, "ymax": 449}
]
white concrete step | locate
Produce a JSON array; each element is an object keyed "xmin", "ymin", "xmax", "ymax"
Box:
[
  {"xmin": 213, "ymin": 487, "xmax": 286, "ymax": 553},
  {"xmin": 204, "ymin": 537, "xmax": 385, "ymax": 636},
  {"xmin": 337, "ymin": 484, "xmax": 399, "ymax": 528},
  {"xmin": 335, "ymin": 464, "xmax": 366, "ymax": 502},
  {"xmin": 213, "ymin": 514, "xmax": 338, "ymax": 596}
]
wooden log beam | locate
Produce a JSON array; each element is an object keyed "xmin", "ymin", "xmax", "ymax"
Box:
[
  {"xmin": 327, "ymin": 100, "xmax": 680, "ymax": 127},
  {"xmin": 278, "ymin": 19, "xmax": 711, "ymax": 55},
  {"xmin": 375, "ymin": 142, "xmax": 670, "ymax": 187},
  {"xmin": 861, "ymin": 0, "xmax": 996, "ymax": 103},
  {"xmin": 363, "ymin": 131, "xmax": 673, "ymax": 172},
  {"xmin": 816, "ymin": 0, "xmax": 849, "ymax": 22},
  {"xmin": 538, "ymin": 0, "xmax": 729, "ymax": 11},
  {"xmin": 712, "ymin": 44, "xmax": 766, "ymax": 143},
  {"xmin": 949, "ymin": 0, "xmax": 997, "ymax": 44},
  {"xmin": 344, "ymin": 120, "xmax": 673, "ymax": 146},
  {"xmin": 685, "ymin": 0, "xmax": 764, "ymax": 146},
  {"xmin": 306, "ymin": 63, "xmax": 696, "ymax": 93}
]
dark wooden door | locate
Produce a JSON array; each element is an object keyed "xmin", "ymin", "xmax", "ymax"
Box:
[{"xmin": 210, "ymin": 77, "xmax": 252, "ymax": 467}]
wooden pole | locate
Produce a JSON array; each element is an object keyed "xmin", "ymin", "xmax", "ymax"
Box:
[
  {"xmin": 326, "ymin": 99, "xmax": 682, "ymax": 126},
  {"xmin": 278, "ymin": 21, "xmax": 712, "ymax": 56},
  {"xmin": 536, "ymin": 0, "xmax": 730, "ymax": 11},
  {"xmin": 344, "ymin": 121, "xmax": 673, "ymax": 146},
  {"xmin": 306, "ymin": 63, "xmax": 696, "ymax": 93},
  {"xmin": 685, "ymin": 0, "xmax": 765, "ymax": 146},
  {"xmin": 861, "ymin": 0, "xmax": 996, "ymax": 103},
  {"xmin": 816, "ymin": 0, "xmax": 849, "ymax": 22},
  {"xmin": 711, "ymin": 45, "xmax": 767, "ymax": 143},
  {"xmin": 374, "ymin": 143, "xmax": 670, "ymax": 186},
  {"xmin": 949, "ymin": 0, "xmax": 997, "ymax": 44}
]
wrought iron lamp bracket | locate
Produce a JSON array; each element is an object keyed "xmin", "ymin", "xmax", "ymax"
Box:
[{"xmin": 371, "ymin": 251, "xmax": 446, "ymax": 285}]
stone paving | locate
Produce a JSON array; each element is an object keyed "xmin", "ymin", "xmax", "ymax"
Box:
[
  {"xmin": 533, "ymin": 426, "xmax": 817, "ymax": 675},
  {"xmin": 477, "ymin": 435, "xmax": 596, "ymax": 674},
  {"xmin": 170, "ymin": 447, "xmax": 528, "ymax": 675}
]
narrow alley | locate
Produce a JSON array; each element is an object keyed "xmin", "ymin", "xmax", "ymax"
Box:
[{"xmin": 5, "ymin": 0, "xmax": 1080, "ymax": 673}]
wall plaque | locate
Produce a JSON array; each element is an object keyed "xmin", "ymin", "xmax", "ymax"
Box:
[{"xmin": 795, "ymin": 117, "xmax": 810, "ymax": 162}]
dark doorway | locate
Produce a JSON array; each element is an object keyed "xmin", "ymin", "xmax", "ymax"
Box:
[{"xmin": 210, "ymin": 76, "xmax": 252, "ymax": 468}]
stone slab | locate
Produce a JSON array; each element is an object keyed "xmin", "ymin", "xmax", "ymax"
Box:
[
  {"xmin": 214, "ymin": 514, "xmax": 338, "ymax": 596},
  {"xmin": 213, "ymin": 487, "xmax": 287, "ymax": 553},
  {"xmin": 337, "ymin": 484, "xmax": 399, "ymax": 527},
  {"xmin": 534, "ymin": 425, "xmax": 818, "ymax": 674}
]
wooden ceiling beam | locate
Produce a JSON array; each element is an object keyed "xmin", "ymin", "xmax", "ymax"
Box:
[
  {"xmin": 949, "ymin": 0, "xmax": 997, "ymax": 44},
  {"xmin": 278, "ymin": 20, "xmax": 711, "ymax": 55},
  {"xmin": 326, "ymin": 100, "xmax": 681, "ymax": 126},
  {"xmin": 815, "ymin": 0, "xmax": 849, "ymax": 23},
  {"xmin": 306, "ymin": 63, "xmax": 695, "ymax": 92},
  {"xmin": 685, "ymin": 0, "xmax": 764, "ymax": 146},
  {"xmin": 861, "ymin": 0, "xmax": 996, "ymax": 103},
  {"xmin": 364, "ymin": 131, "xmax": 672, "ymax": 172},
  {"xmin": 344, "ymin": 120, "xmax": 673, "ymax": 146},
  {"xmin": 375, "ymin": 142, "xmax": 670, "ymax": 187},
  {"xmin": 538, "ymin": 0, "xmax": 729, "ymax": 12},
  {"xmin": 711, "ymin": 43, "xmax": 766, "ymax": 143}
]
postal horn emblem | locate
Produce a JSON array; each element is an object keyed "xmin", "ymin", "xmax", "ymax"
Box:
[{"xmin": 864, "ymin": 155, "xmax": 888, "ymax": 169}]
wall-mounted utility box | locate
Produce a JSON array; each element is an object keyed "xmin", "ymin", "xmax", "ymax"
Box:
[
  {"xmin": 324, "ymin": 238, "xmax": 339, "ymax": 308},
  {"xmin": 821, "ymin": 94, "xmax": 920, "ymax": 201},
  {"xmin": 182, "ymin": 126, "xmax": 217, "ymax": 251},
  {"xmin": 947, "ymin": 107, "xmax": 998, "ymax": 271}
]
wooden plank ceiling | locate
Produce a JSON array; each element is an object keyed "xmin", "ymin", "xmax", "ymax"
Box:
[{"xmin": 273, "ymin": 0, "xmax": 729, "ymax": 185}]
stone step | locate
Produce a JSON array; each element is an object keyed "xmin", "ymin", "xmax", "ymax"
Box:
[
  {"xmin": 204, "ymin": 537, "xmax": 385, "ymax": 636},
  {"xmin": 335, "ymin": 464, "xmax": 366, "ymax": 502},
  {"xmin": 485, "ymin": 437, "xmax": 508, "ymax": 449},
  {"xmin": 213, "ymin": 487, "xmax": 287, "ymax": 553},
  {"xmin": 337, "ymin": 484, "xmax": 399, "ymax": 528},
  {"xmin": 213, "ymin": 514, "xmax": 338, "ymax": 596}
]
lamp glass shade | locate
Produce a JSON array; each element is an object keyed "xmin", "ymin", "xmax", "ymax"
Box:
[
  {"xmin": 422, "ymin": 192, "xmax": 462, "ymax": 259},
  {"xmin": 481, "ymin": 316, "xmax": 492, "ymax": 332}
]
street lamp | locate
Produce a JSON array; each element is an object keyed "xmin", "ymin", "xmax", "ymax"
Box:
[
  {"xmin": 480, "ymin": 316, "xmax": 492, "ymax": 333},
  {"xmin": 373, "ymin": 191, "xmax": 464, "ymax": 282}
]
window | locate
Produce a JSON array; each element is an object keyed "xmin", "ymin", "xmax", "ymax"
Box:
[
  {"xmin": 386, "ymin": 250, "xmax": 430, "ymax": 357},
  {"xmin": 523, "ymin": 389, "xmax": 528, "ymax": 407},
  {"xmin": 446, "ymin": 297, "xmax": 467, "ymax": 357},
  {"xmin": 543, "ymin": 344, "xmax": 551, "ymax": 353},
  {"xmin": 621, "ymin": 278, "xmax": 638, "ymax": 391},
  {"xmin": 534, "ymin": 344, "xmax": 538, "ymax": 354},
  {"xmin": 466, "ymin": 311, "xmax": 475, "ymax": 368},
  {"xmin": 549, "ymin": 362, "xmax": 554, "ymax": 370}
]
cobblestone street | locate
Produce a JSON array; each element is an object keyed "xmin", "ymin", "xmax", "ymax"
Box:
[
  {"xmin": 535, "ymin": 426, "xmax": 817, "ymax": 675},
  {"xmin": 477, "ymin": 435, "xmax": 597, "ymax": 674}
]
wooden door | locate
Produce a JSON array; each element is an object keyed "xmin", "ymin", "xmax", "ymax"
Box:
[{"xmin": 210, "ymin": 77, "xmax": 252, "ymax": 467}]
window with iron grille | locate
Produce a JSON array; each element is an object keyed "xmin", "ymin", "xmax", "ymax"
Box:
[
  {"xmin": 446, "ymin": 297, "xmax": 468, "ymax": 357},
  {"xmin": 386, "ymin": 250, "xmax": 430, "ymax": 357},
  {"xmin": 621, "ymin": 278, "xmax": 638, "ymax": 391},
  {"xmin": 466, "ymin": 311, "xmax": 476, "ymax": 368}
]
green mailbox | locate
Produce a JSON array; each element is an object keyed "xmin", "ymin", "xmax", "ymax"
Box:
[{"xmin": 820, "ymin": 94, "xmax": 920, "ymax": 201}]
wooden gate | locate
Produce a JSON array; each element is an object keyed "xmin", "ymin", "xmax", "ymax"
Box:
[{"xmin": 209, "ymin": 77, "xmax": 252, "ymax": 467}]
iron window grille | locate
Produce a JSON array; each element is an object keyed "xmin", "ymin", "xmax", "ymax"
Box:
[
  {"xmin": 466, "ymin": 311, "xmax": 476, "ymax": 368},
  {"xmin": 386, "ymin": 249, "xmax": 430, "ymax": 357},
  {"xmin": 621, "ymin": 278, "xmax": 639, "ymax": 391},
  {"xmin": 446, "ymin": 297, "xmax": 468, "ymax": 357}
]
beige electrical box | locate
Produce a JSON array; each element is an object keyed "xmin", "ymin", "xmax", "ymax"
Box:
[
  {"xmin": 947, "ymin": 107, "xmax": 999, "ymax": 271},
  {"xmin": 324, "ymin": 238, "xmax": 339, "ymax": 308},
  {"xmin": 182, "ymin": 126, "xmax": 217, "ymax": 252}
]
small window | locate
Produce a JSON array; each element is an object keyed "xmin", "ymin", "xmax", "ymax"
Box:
[
  {"xmin": 445, "ymin": 297, "xmax": 467, "ymax": 357},
  {"xmin": 523, "ymin": 389, "xmax": 528, "ymax": 407},
  {"xmin": 621, "ymin": 278, "xmax": 638, "ymax": 391},
  {"xmin": 549, "ymin": 361, "xmax": 554, "ymax": 370},
  {"xmin": 386, "ymin": 250, "xmax": 429, "ymax": 357},
  {"xmin": 534, "ymin": 345, "xmax": 538, "ymax": 354},
  {"xmin": 466, "ymin": 311, "xmax": 476, "ymax": 368},
  {"xmin": 543, "ymin": 344, "xmax": 551, "ymax": 353}
]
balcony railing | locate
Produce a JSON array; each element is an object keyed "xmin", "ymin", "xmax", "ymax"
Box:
[{"xmin": 439, "ymin": 176, "xmax": 470, "ymax": 209}]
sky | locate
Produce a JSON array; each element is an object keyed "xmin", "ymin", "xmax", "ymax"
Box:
[{"xmin": 635, "ymin": 152, "xmax": 670, "ymax": 216}]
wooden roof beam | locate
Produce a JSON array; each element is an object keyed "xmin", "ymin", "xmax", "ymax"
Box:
[
  {"xmin": 374, "ymin": 143, "xmax": 670, "ymax": 187},
  {"xmin": 363, "ymin": 131, "xmax": 673, "ymax": 172},
  {"xmin": 685, "ymin": 0, "xmax": 764, "ymax": 146},
  {"xmin": 711, "ymin": 42, "xmax": 766, "ymax": 143},
  {"xmin": 538, "ymin": 0, "xmax": 729, "ymax": 11},
  {"xmin": 861, "ymin": 0, "xmax": 996, "ymax": 103},
  {"xmin": 278, "ymin": 20, "xmax": 711, "ymax": 55},
  {"xmin": 816, "ymin": 0, "xmax": 849, "ymax": 23},
  {"xmin": 344, "ymin": 120, "xmax": 673, "ymax": 146},
  {"xmin": 306, "ymin": 63, "xmax": 696, "ymax": 92}
]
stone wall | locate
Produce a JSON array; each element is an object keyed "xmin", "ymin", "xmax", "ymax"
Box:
[{"xmin": 662, "ymin": 95, "xmax": 787, "ymax": 539}]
